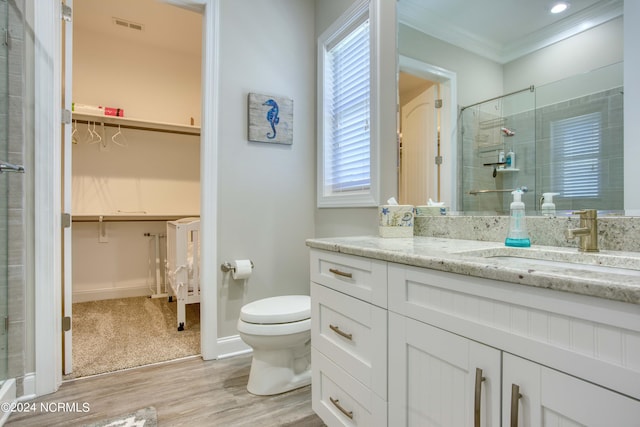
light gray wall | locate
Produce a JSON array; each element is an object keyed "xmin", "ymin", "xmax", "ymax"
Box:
[
  {"xmin": 216, "ymin": 0, "xmax": 316, "ymax": 337},
  {"xmin": 398, "ymin": 24, "xmax": 504, "ymax": 108},
  {"xmin": 503, "ymin": 17, "xmax": 623, "ymax": 92},
  {"xmin": 314, "ymin": 0, "xmax": 398, "ymax": 238}
]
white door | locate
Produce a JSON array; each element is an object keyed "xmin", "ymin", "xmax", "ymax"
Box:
[
  {"xmin": 400, "ymin": 86, "xmax": 437, "ymax": 206},
  {"xmin": 502, "ymin": 353, "xmax": 640, "ymax": 427},
  {"xmin": 62, "ymin": 0, "xmax": 74, "ymax": 375},
  {"xmin": 388, "ymin": 313, "xmax": 501, "ymax": 427}
]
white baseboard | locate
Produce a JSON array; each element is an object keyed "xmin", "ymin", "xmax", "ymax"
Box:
[
  {"xmin": 73, "ymin": 285, "xmax": 154, "ymax": 303},
  {"xmin": 217, "ymin": 335, "xmax": 251, "ymax": 359},
  {"xmin": 19, "ymin": 374, "xmax": 36, "ymax": 401}
]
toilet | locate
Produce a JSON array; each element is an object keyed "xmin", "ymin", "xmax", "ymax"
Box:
[{"xmin": 237, "ymin": 295, "xmax": 312, "ymax": 396}]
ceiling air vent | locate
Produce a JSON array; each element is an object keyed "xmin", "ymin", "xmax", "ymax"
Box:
[{"xmin": 112, "ymin": 17, "xmax": 144, "ymax": 32}]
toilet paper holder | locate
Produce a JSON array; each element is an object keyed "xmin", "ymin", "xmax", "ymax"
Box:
[{"xmin": 220, "ymin": 260, "xmax": 254, "ymax": 273}]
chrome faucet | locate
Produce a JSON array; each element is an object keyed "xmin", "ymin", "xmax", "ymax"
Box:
[{"xmin": 565, "ymin": 209, "xmax": 599, "ymax": 252}]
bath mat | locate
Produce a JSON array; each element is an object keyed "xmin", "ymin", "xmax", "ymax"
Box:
[{"xmin": 83, "ymin": 406, "xmax": 157, "ymax": 427}]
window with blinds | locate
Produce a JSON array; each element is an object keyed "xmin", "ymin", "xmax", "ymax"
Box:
[
  {"xmin": 550, "ymin": 112, "xmax": 602, "ymax": 198},
  {"xmin": 326, "ymin": 19, "xmax": 370, "ymax": 193},
  {"xmin": 317, "ymin": 0, "xmax": 378, "ymax": 207}
]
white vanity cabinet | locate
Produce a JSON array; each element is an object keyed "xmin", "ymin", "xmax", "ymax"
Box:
[
  {"xmin": 388, "ymin": 263, "xmax": 640, "ymax": 427},
  {"xmin": 310, "ymin": 250, "xmax": 388, "ymax": 426},
  {"xmin": 310, "ymin": 247, "xmax": 640, "ymax": 426},
  {"xmin": 388, "ymin": 312, "xmax": 501, "ymax": 426},
  {"xmin": 503, "ymin": 353, "xmax": 640, "ymax": 427}
]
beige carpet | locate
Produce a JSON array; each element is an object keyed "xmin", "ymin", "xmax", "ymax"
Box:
[{"xmin": 66, "ymin": 296, "xmax": 200, "ymax": 379}]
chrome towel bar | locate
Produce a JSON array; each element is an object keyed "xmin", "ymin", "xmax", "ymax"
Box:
[{"xmin": 469, "ymin": 186, "xmax": 528, "ymax": 195}]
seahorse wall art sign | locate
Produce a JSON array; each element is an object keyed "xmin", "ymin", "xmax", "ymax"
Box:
[{"xmin": 248, "ymin": 93, "xmax": 294, "ymax": 145}]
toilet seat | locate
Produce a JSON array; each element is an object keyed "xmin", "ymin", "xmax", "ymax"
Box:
[
  {"xmin": 240, "ymin": 295, "xmax": 310, "ymax": 324},
  {"xmin": 237, "ymin": 317, "xmax": 311, "ymax": 336}
]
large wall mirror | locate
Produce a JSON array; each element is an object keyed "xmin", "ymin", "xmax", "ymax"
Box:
[{"xmin": 396, "ymin": 0, "xmax": 628, "ymax": 215}]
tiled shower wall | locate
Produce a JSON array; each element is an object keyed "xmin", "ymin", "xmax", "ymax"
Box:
[
  {"xmin": 3, "ymin": 0, "xmax": 27, "ymax": 394},
  {"xmin": 0, "ymin": 0, "xmax": 9, "ymax": 383},
  {"xmin": 460, "ymin": 87, "xmax": 624, "ymax": 214},
  {"xmin": 535, "ymin": 87, "xmax": 624, "ymax": 211},
  {"xmin": 460, "ymin": 89, "xmax": 536, "ymax": 214}
]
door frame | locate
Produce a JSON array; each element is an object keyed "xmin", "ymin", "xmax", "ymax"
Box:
[
  {"xmin": 35, "ymin": 0, "xmax": 220, "ymax": 395},
  {"xmin": 398, "ymin": 55, "xmax": 458, "ymax": 211}
]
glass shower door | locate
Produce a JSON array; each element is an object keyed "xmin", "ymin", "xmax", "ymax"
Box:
[{"xmin": 1, "ymin": 0, "xmax": 10, "ymax": 383}]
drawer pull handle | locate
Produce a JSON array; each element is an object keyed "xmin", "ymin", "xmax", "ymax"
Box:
[
  {"xmin": 474, "ymin": 368, "xmax": 486, "ymax": 427},
  {"xmin": 330, "ymin": 396, "xmax": 353, "ymax": 420},
  {"xmin": 329, "ymin": 268, "xmax": 353, "ymax": 279},
  {"xmin": 510, "ymin": 383, "xmax": 522, "ymax": 427},
  {"xmin": 329, "ymin": 324, "xmax": 353, "ymax": 340}
]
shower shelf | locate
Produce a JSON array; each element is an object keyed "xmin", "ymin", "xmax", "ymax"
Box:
[{"xmin": 72, "ymin": 113, "xmax": 200, "ymax": 136}]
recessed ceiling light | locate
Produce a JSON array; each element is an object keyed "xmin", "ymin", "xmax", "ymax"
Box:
[{"xmin": 550, "ymin": 2, "xmax": 569, "ymax": 14}]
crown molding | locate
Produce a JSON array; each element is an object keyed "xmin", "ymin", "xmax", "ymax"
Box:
[{"xmin": 398, "ymin": 0, "xmax": 623, "ymax": 64}]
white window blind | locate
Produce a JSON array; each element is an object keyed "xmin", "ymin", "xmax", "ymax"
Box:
[
  {"xmin": 326, "ymin": 19, "xmax": 371, "ymax": 193},
  {"xmin": 550, "ymin": 112, "xmax": 602, "ymax": 198}
]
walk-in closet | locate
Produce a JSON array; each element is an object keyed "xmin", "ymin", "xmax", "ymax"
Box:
[{"xmin": 67, "ymin": 0, "xmax": 203, "ymax": 378}]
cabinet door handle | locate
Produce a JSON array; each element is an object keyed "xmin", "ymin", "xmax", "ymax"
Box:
[
  {"xmin": 329, "ymin": 324, "xmax": 353, "ymax": 340},
  {"xmin": 474, "ymin": 368, "xmax": 486, "ymax": 427},
  {"xmin": 329, "ymin": 396, "xmax": 354, "ymax": 420},
  {"xmin": 510, "ymin": 383, "xmax": 522, "ymax": 427},
  {"xmin": 329, "ymin": 268, "xmax": 352, "ymax": 279}
]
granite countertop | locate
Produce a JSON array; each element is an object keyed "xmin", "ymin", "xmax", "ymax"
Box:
[{"xmin": 306, "ymin": 236, "xmax": 640, "ymax": 305}]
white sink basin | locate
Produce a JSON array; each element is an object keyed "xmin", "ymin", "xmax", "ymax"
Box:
[{"xmin": 457, "ymin": 247, "xmax": 640, "ymax": 277}]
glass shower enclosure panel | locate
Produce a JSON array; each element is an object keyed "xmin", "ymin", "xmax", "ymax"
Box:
[
  {"xmin": 460, "ymin": 88, "xmax": 536, "ymax": 214},
  {"xmin": 0, "ymin": 0, "xmax": 10, "ymax": 383}
]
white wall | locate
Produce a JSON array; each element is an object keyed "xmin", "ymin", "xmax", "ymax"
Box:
[
  {"xmin": 216, "ymin": 0, "xmax": 316, "ymax": 337},
  {"xmin": 73, "ymin": 24, "xmax": 202, "ymax": 125}
]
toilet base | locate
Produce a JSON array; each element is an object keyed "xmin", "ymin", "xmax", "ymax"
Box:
[{"xmin": 246, "ymin": 345, "xmax": 311, "ymax": 396}]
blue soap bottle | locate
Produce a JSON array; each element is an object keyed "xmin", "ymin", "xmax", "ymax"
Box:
[{"xmin": 505, "ymin": 189, "xmax": 531, "ymax": 247}]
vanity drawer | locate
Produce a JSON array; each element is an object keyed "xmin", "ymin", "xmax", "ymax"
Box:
[
  {"xmin": 312, "ymin": 348, "xmax": 387, "ymax": 427},
  {"xmin": 310, "ymin": 249, "xmax": 387, "ymax": 307},
  {"xmin": 311, "ymin": 283, "xmax": 387, "ymax": 399}
]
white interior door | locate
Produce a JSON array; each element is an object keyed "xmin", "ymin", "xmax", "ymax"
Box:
[
  {"xmin": 400, "ymin": 86, "xmax": 436, "ymax": 206},
  {"xmin": 62, "ymin": 0, "xmax": 74, "ymax": 375}
]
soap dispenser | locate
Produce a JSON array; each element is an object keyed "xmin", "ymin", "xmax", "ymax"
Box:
[
  {"xmin": 505, "ymin": 189, "xmax": 531, "ymax": 247},
  {"xmin": 541, "ymin": 192, "xmax": 560, "ymax": 217}
]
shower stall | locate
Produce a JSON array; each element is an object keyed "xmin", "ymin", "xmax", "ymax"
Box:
[
  {"xmin": 460, "ymin": 86, "xmax": 535, "ymax": 214},
  {"xmin": 459, "ymin": 62, "xmax": 624, "ymax": 215},
  {"xmin": 1, "ymin": 0, "xmax": 33, "ymax": 407},
  {"xmin": 1, "ymin": 0, "xmax": 10, "ymax": 388}
]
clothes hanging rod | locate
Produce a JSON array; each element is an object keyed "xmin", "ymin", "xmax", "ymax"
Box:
[
  {"xmin": 72, "ymin": 214, "xmax": 200, "ymax": 222},
  {"xmin": 74, "ymin": 119, "xmax": 200, "ymax": 136},
  {"xmin": 461, "ymin": 85, "xmax": 535, "ymax": 112}
]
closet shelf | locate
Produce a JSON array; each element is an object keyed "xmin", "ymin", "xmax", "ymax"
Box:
[
  {"xmin": 72, "ymin": 112, "xmax": 200, "ymax": 136},
  {"xmin": 72, "ymin": 214, "xmax": 200, "ymax": 222}
]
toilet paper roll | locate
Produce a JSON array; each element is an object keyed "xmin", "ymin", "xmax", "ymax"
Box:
[{"xmin": 232, "ymin": 260, "xmax": 253, "ymax": 280}]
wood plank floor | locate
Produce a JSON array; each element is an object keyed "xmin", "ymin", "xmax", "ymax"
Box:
[{"xmin": 6, "ymin": 355, "xmax": 325, "ymax": 427}]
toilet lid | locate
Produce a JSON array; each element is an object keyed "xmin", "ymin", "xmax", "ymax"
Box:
[{"xmin": 240, "ymin": 295, "xmax": 310, "ymax": 324}]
